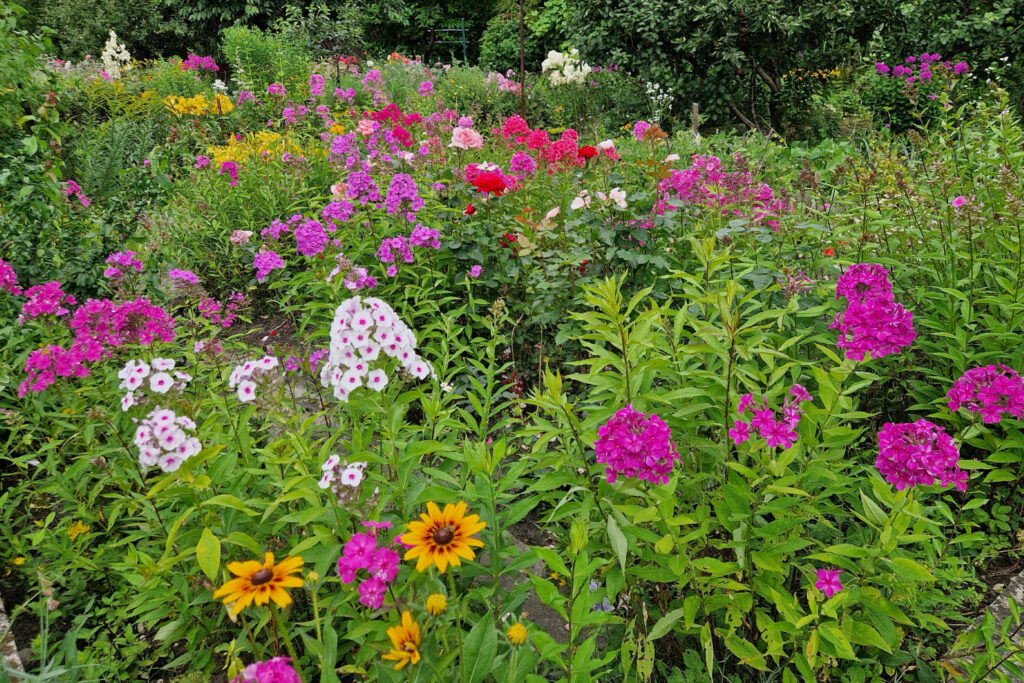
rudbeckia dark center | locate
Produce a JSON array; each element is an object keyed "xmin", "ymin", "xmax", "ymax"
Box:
[
  {"xmin": 432, "ymin": 525, "xmax": 456, "ymax": 545},
  {"xmin": 251, "ymin": 568, "xmax": 274, "ymax": 585}
]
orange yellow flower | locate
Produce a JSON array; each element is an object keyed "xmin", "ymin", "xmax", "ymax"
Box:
[
  {"xmin": 400, "ymin": 501, "xmax": 486, "ymax": 573},
  {"xmin": 212, "ymin": 552, "xmax": 303, "ymax": 615},
  {"xmin": 425, "ymin": 593, "xmax": 447, "ymax": 616},
  {"xmin": 68, "ymin": 520, "xmax": 90, "ymax": 540},
  {"xmin": 381, "ymin": 610, "xmax": 421, "ymax": 670},
  {"xmin": 507, "ymin": 622, "xmax": 528, "ymax": 646}
]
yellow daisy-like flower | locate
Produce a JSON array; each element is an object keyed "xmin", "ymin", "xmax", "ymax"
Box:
[
  {"xmin": 425, "ymin": 593, "xmax": 447, "ymax": 616},
  {"xmin": 507, "ymin": 622, "xmax": 528, "ymax": 646},
  {"xmin": 401, "ymin": 501, "xmax": 486, "ymax": 573},
  {"xmin": 381, "ymin": 610, "xmax": 421, "ymax": 670},
  {"xmin": 212, "ymin": 552, "xmax": 304, "ymax": 615}
]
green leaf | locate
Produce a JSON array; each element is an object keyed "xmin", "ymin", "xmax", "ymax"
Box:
[
  {"xmin": 196, "ymin": 527, "xmax": 221, "ymax": 581},
  {"xmin": 202, "ymin": 494, "xmax": 258, "ymax": 516},
  {"xmin": 649, "ymin": 607, "xmax": 686, "ymax": 640},
  {"xmin": 607, "ymin": 516, "xmax": 628, "ymax": 572},
  {"xmin": 883, "ymin": 557, "xmax": 937, "ymax": 582},
  {"xmin": 462, "ymin": 617, "xmax": 499, "ymax": 683},
  {"xmin": 848, "ymin": 620, "xmax": 892, "ymax": 653}
]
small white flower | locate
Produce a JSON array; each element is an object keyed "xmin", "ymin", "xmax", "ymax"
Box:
[
  {"xmin": 322, "ymin": 454, "xmax": 340, "ymax": 471},
  {"xmin": 151, "ymin": 358, "xmax": 175, "ymax": 372},
  {"xmin": 318, "ymin": 471, "xmax": 335, "ymax": 489},
  {"xmin": 366, "ymin": 369, "xmax": 389, "ymax": 391},
  {"xmin": 237, "ymin": 380, "xmax": 257, "ymax": 403},
  {"xmin": 121, "ymin": 392, "xmax": 136, "ymax": 411},
  {"xmin": 259, "ymin": 356, "xmax": 279, "ymax": 370},
  {"xmin": 149, "ymin": 372, "xmax": 174, "ymax": 394},
  {"xmin": 340, "ymin": 466, "xmax": 364, "ymax": 487}
]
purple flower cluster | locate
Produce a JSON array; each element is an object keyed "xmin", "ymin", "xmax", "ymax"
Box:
[
  {"xmin": 509, "ymin": 151, "xmax": 537, "ymax": 175},
  {"xmin": 61, "ymin": 179, "xmax": 91, "ymax": 207},
  {"xmin": 0, "ymin": 259, "xmax": 21, "ymax": 295},
  {"xmin": 261, "ymin": 214, "xmax": 304, "ymax": 241},
  {"xmin": 266, "ymin": 83, "xmax": 287, "ymax": 96},
  {"xmin": 104, "ymin": 250, "xmax": 143, "ymax": 280},
  {"xmin": 947, "ymin": 365, "xmax": 1024, "ymax": 424},
  {"xmin": 876, "ymin": 419, "xmax": 966, "ymax": 491},
  {"xmin": 309, "ymin": 73, "xmax": 325, "ymax": 96},
  {"xmin": 322, "ymin": 199, "xmax": 355, "ymax": 225},
  {"xmin": 830, "ymin": 263, "xmax": 915, "ymax": 361},
  {"xmin": 253, "ymin": 250, "xmax": 286, "ymax": 282},
  {"xmin": 168, "ymin": 269, "xmax": 200, "ymax": 285},
  {"xmin": 181, "ymin": 54, "xmax": 218, "ymax": 72},
  {"xmin": 18, "ymin": 282, "xmax": 76, "ymax": 323},
  {"xmin": 220, "ymin": 161, "xmax": 239, "ymax": 186},
  {"xmin": 230, "ymin": 657, "xmax": 301, "ymax": 683},
  {"xmin": 345, "ymin": 170, "xmax": 382, "ymax": 206},
  {"xmin": 285, "ymin": 348, "xmax": 328, "ymax": 374},
  {"xmin": 730, "ymin": 384, "xmax": 813, "ymax": 449},
  {"xmin": 198, "ymin": 292, "xmax": 247, "ymax": 328},
  {"xmin": 418, "ymin": 80, "xmax": 434, "ymax": 96},
  {"xmin": 594, "ymin": 404, "xmax": 679, "ymax": 484},
  {"xmin": 336, "ymin": 528, "xmax": 401, "ymax": 609},
  {"xmin": 294, "ymin": 219, "xmax": 329, "ymax": 257},
  {"xmin": 875, "ymin": 53, "xmax": 969, "ymax": 84},
  {"xmin": 384, "ymin": 173, "xmax": 425, "ymax": 217}
]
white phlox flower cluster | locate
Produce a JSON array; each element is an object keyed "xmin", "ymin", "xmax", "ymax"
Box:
[
  {"xmin": 319, "ymin": 454, "xmax": 367, "ymax": 489},
  {"xmin": 101, "ymin": 30, "xmax": 131, "ymax": 80},
  {"xmin": 228, "ymin": 355, "xmax": 280, "ymax": 403},
  {"xmin": 320, "ymin": 295, "xmax": 434, "ymax": 403},
  {"xmin": 541, "ymin": 49, "xmax": 592, "ymax": 86},
  {"xmin": 134, "ymin": 408, "xmax": 202, "ymax": 473},
  {"xmin": 118, "ymin": 358, "xmax": 191, "ymax": 412}
]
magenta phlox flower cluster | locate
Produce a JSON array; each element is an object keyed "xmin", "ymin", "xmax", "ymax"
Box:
[
  {"xmin": 509, "ymin": 151, "xmax": 537, "ymax": 175},
  {"xmin": 195, "ymin": 155, "xmax": 211, "ymax": 169},
  {"xmin": 104, "ymin": 250, "xmax": 143, "ymax": 279},
  {"xmin": 285, "ymin": 348, "xmax": 329, "ymax": 375},
  {"xmin": 594, "ymin": 404, "xmax": 679, "ymax": 484},
  {"xmin": 309, "ymin": 73, "xmax": 325, "ymax": 96},
  {"xmin": 267, "ymin": 83, "xmax": 287, "ymax": 96},
  {"xmin": 876, "ymin": 419, "xmax": 966, "ymax": 491},
  {"xmin": 0, "ymin": 259, "xmax": 21, "ymax": 295},
  {"xmin": 134, "ymin": 407, "xmax": 202, "ymax": 473},
  {"xmin": 484, "ymin": 70, "xmax": 521, "ymax": 93},
  {"xmin": 294, "ymin": 219, "xmax": 329, "ymax": 257},
  {"xmin": 228, "ymin": 355, "xmax": 280, "ymax": 404},
  {"xmin": 345, "ymin": 170, "xmax": 382, "ymax": 206},
  {"xmin": 322, "ymin": 199, "xmax": 355, "ymax": 225},
  {"xmin": 730, "ymin": 384, "xmax": 813, "ymax": 449},
  {"xmin": 253, "ymin": 250, "xmax": 286, "ymax": 282},
  {"xmin": 198, "ymin": 292, "xmax": 247, "ymax": 327},
  {"xmin": 947, "ymin": 365, "xmax": 1024, "ymax": 424},
  {"xmin": 111, "ymin": 299, "xmax": 176, "ymax": 346},
  {"xmin": 815, "ymin": 569, "xmax": 843, "ymax": 597},
  {"xmin": 220, "ymin": 161, "xmax": 239, "ymax": 186},
  {"xmin": 230, "ymin": 657, "xmax": 301, "ymax": 683},
  {"xmin": 18, "ymin": 282, "xmax": 76, "ymax": 323},
  {"xmin": 875, "ymin": 53, "xmax": 968, "ymax": 84},
  {"xmin": 376, "ymin": 235, "xmax": 413, "ymax": 267},
  {"xmin": 336, "ymin": 525, "xmax": 400, "ymax": 609},
  {"xmin": 657, "ymin": 154, "xmax": 789, "ymax": 229},
  {"xmin": 408, "ymin": 225, "xmax": 440, "ymax": 249},
  {"xmin": 118, "ymin": 357, "xmax": 191, "ymax": 412},
  {"xmin": 326, "ymin": 253, "xmax": 377, "ymax": 290},
  {"xmin": 418, "ymin": 80, "xmax": 434, "ymax": 96},
  {"xmin": 384, "ymin": 173, "xmax": 425, "ymax": 217},
  {"xmin": 830, "ymin": 263, "xmax": 915, "ymax": 361},
  {"xmin": 236, "ymin": 90, "xmax": 255, "ymax": 105},
  {"xmin": 261, "ymin": 214, "xmax": 304, "ymax": 241},
  {"xmin": 182, "ymin": 54, "xmax": 218, "ymax": 72},
  {"xmin": 19, "ymin": 345, "xmax": 90, "ymax": 396},
  {"xmin": 633, "ymin": 120, "xmax": 651, "ymax": 141},
  {"xmin": 320, "ymin": 295, "xmax": 433, "ymax": 403},
  {"xmin": 62, "ymin": 179, "xmax": 91, "ymax": 207}
]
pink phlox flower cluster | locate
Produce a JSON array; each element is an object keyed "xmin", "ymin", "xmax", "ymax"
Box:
[
  {"xmin": 134, "ymin": 407, "xmax": 202, "ymax": 473},
  {"xmin": 830, "ymin": 263, "xmax": 915, "ymax": 361},
  {"xmin": 230, "ymin": 657, "xmax": 300, "ymax": 683},
  {"xmin": 657, "ymin": 154, "xmax": 789, "ymax": 229},
  {"xmin": 281, "ymin": 104, "xmax": 310, "ymax": 125},
  {"xmin": 198, "ymin": 292, "xmax": 247, "ymax": 328},
  {"xmin": 457, "ymin": 116, "xmax": 473, "ymax": 128},
  {"xmin": 261, "ymin": 214, "xmax": 303, "ymax": 241},
  {"xmin": 335, "ymin": 87, "xmax": 356, "ymax": 102},
  {"xmin": 320, "ymin": 295, "xmax": 434, "ymax": 403},
  {"xmin": 326, "ymin": 253, "xmax": 378, "ymax": 291},
  {"xmin": 815, "ymin": 569, "xmax": 843, "ymax": 597},
  {"xmin": 542, "ymin": 136, "xmax": 582, "ymax": 170},
  {"xmin": 418, "ymin": 80, "xmax": 434, "ymax": 96},
  {"xmin": 468, "ymin": 264, "xmax": 483, "ymax": 278},
  {"xmin": 267, "ymin": 83, "xmax": 287, "ymax": 96},
  {"xmin": 499, "ymin": 114, "xmax": 531, "ymax": 143},
  {"xmin": 104, "ymin": 250, "xmax": 143, "ymax": 279},
  {"xmin": 195, "ymin": 155, "xmax": 211, "ymax": 169},
  {"xmin": 309, "ymin": 73, "xmax": 325, "ymax": 96},
  {"xmin": 0, "ymin": 259, "xmax": 21, "ymax": 295},
  {"xmin": 18, "ymin": 282, "xmax": 76, "ymax": 323},
  {"xmin": 947, "ymin": 365, "xmax": 1024, "ymax": 424},
  {"xmin": 182, "ymin": 54, "xmax": 218, "ymax": 72},
  {"xmin": 594, "ymin": 404, "xmax": 679, "ymax": 484},
  {"xmin": 285, "ymin": 348, "xmax": 329, "ymax": 374},
  {"xmin": 484, "ymin": 69, "xmax": 521, "ymax": 93},
  {"xmin": 229, "ymin": 355, "xmax": 280, "ymax": 404},
  {"xmin": 253, "ymin": 250, "xmax": 286, "ymax": 282},
  {"xmin": 322, "ymin": 199, "xmax": 355, "ymax": 226},
  {"xmin": 876, "ymin": 419, "xmax": 966, "ymax": 491},
  {"xmin": 220, "ymin": 161, "xmax": 239, "ymax": 186},
  {"xmin": 730, "ymin": 384, "xmax": 813, "ymax": 449},
  {"xmin": 294, "ymin": 219, "xmax": 329, "ymax": 257},
  {"xmin": 118, "ymin": 357, "xmax": 191, "ymax": 412},
  {"xmin": 361, "ymin": 69, "xmax": 382, "ymax": 87},
  {"xmin": 236, "ymin": 90, "xmax": 255, "ymax": 105},
  {"xmin": 633, "ymin": 120, "xmax": 651, "ymax": 141},
  {"xmin": 168, "ymin": 269, "xmax": 200, "ymax": 286},
  {"xmin": 509, "ymin": 151, "xmax": 537, "ymax": 175},
  {"xmin": 61, "ymin": 179, "xmax": 91, "ymax": 207},
  {"xmin": 337, "ymin": 526, "xmax": 400, "ymax": 609},
  {"xmin": 19, "ymin": 345, "xmax": 90, "ymax": 396},
  {"xmin": 110, "ymin": 299, "xmax": 176, "ymax": 346}
]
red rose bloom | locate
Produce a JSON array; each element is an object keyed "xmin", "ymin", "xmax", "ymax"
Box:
[
  {"xmin": 472, "ymin": 173, "xmax": 507, "ymax": 196},
  {"xmin": 578, "ymin": 145, "xmax": 597, "ymax": 160},
  {"xmin": 464, "ymin": 203, "xmax": 476, "ymax": 215}
]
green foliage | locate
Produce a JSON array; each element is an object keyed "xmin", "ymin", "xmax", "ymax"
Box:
[{"xmin": 222, "ymin": 25, "xmax": 311, "ymax": 93}]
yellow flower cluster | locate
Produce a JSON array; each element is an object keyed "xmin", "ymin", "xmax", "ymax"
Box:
[
  {"xmin": 206, "ymin": 130, "xmax": 318, "ymax": 166},
  {"xmin": 163, "ymin": 93, "xmax": 234, "ymax": 116},
  {"xmin": 784, "ymin": 67, "xmax": 841, "ymax": 82}
]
